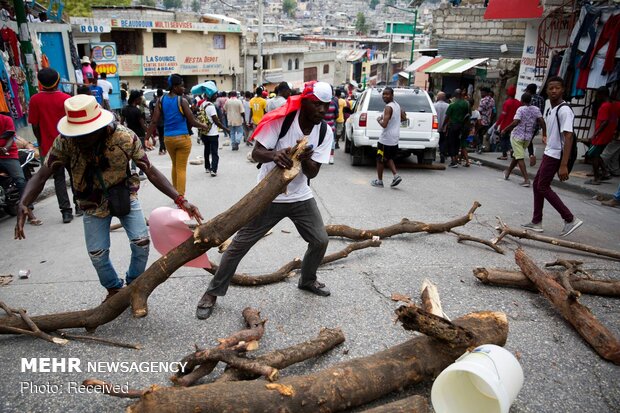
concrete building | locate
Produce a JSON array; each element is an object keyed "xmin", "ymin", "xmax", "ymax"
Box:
[{"xmin": 72, "ymin": 6, "xmax": 242, "ymax": 91}]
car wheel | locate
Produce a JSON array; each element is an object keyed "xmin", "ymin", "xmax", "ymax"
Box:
[
  {"xmin": 344, "ymin": 133, "xmax": 351, "ymax": 154},
  {"xmin": 351, "ymin": 143, "xmax": 364, "ymax": 166}
]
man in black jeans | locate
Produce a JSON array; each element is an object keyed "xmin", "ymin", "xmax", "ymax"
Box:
[
  {"xmin": 149, "ymin": 89, "xmax": 166, "ymax": 155},
  {"xmin": 199, "ymin": 93, "xmax": 228, "ymax": 177}
]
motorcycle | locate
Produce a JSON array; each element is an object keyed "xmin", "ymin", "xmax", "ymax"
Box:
[{"xmin": 0, "ymin": 149, "xmax": 39, "ymax": 217}]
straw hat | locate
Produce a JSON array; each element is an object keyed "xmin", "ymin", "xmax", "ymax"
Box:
[
  {"xmin": 80, "ymin": 56, "xmax": 91, "ymax": 64},
  {"xmin": 57, "ymin": 95, "xmax": 115, "ymax": 137}
]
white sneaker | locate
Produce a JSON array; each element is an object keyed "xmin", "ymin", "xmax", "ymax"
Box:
[
  {"xmin": 560, "ymin": 218, "xmax": 583, "ymax": 237},
  {"xmin": 521, "ymin": 222, "xmax": 543, "ymax": 232}
]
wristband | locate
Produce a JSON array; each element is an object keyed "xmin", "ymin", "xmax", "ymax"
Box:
[{"xmin": 174, "ymin": 195, "xmax": 186, "ymax": 208}]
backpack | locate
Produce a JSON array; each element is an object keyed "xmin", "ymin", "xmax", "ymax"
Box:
[
  {"xmin": 555, "ymin": 102, "xmax": 578, "ymax": 173},
  {"xmin": 256, "ymin": 110, "xmax": 328, "ymax": 184},
  {"xmin": 197, "ymin": 102, "xmax": 214, "ymax": 135}
]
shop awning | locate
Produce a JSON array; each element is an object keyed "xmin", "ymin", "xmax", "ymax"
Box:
[
  {"xmin": 404, "ymin": 55, "xmax": 433, "ymax": 72},
  {"xmin": 397, "ymin": 71, "xmax": 411, "ymax": 78},
  {"xmin": 484, "ymin": 0, "xmax": 543, "ymax": 20},
  {"xmin": 415, "ymin": 57, "xmax": 445, "ymax": 72},
  {"xmin": 346, "ymin": 50, "xmax": 366, "ymax": 62},
  {"xmin": 263, "ymin": 69, "xmax": 284, "ymax": 84},
  {"xmin": 424, "ymin": 58, "xmax": 488, "ymax": 74}
]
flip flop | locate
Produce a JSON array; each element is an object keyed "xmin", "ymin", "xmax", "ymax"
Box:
[
  {"xmin": 584, "ymin": 179, "xmax": 601, "ymax": 185},
  {"xmin": 28, "ymin": 218, "xmax": 43, "ymax": 226}
]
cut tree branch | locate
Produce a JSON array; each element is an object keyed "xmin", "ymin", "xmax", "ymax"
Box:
[
  {"xmin": 420, "ymin": 279, "xmax": 449, "ymax": 320},
  {"xmin": 325, "ymin": 202, "xmax": 481, "ymax": 240},
  {"xmin": 451, "ymin": 230, "xmax": 505, "ymax": 254},
  {"xmin": 395, "ymin": 305, "xmax": 475, "ymax": 347},
  {"xmin": 473, "ymin": 268, "xmax": 620, "ymax": 297},
  {"xmin": 205, "ymin": 239, "xmax": 382, "ymax": 286},
  {"xmin": 56, "ymin": 331, "xmax": 142, "ymax": 349},
  {"xmin": 496, "ymin": 219, "xmax": 620, "ymax": 260},
  {"xmin": 81, "ymin": 379, "xmax": 145, "ymax": 399},
  {"xmin": 0, "ymin": 140, "xmax": 310, "ymax": 334},
  {"xmin": 515, "ymin": 248, "xmax": 620, "ymax": 364},
  {"xmin": 360, "ymin": 395, "xmax": 429, "ymax": 413},
  {"xmin": 127, "ymin": 311, "xmax": 507, "ymax": 413}
]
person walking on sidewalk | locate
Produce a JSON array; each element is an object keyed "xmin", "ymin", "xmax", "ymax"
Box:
[
  {"xmin": 149, "ymin": 89, "xmax": 166, "ymax": 155},
  {"xmin": 502, "ymin": 93, "xmax": 546, "ymax": 187},
  {"xmin": 371, "ymin": 87, "xmax": 405, "ymax": 187},
  {"xmin": 195, "ymin": 81, "xmax": 334, "ymax": 320},
  {"xmin": 334, "ymin": 89, "xmax": 348, "ymax": 149},
  {"xmin": 28, "ymin": 68, "xmax": 78, "ymax": 223},
  {"xmin": 15, "ymin": 95, "xmax": 203, "ymax": 302},
  {"xmin": 199, "ymin": 93, "xmax": 229, "ymax": 176},
  {"xmin": 497, "ymin": 85, "xmax": 521, "ymax": 160},
  {"xmin": 223, "ymin": 91, "xmax": 245, "ymax": 151},
  {"xmin": 585, "ymin": 86, "xmax": 617, "ymax": 185},
  {"xmin": 122, "ymin": 91, "xmax": 150, "ymax": 180},
  {"xmin": 477, "ymin": 87, "xmax": 495, "ymax": 154},
  {"xmin": 146, "ymin": 74, "xmax": 209, "ymax": 196},
  {"xmin": 522, "ymin": 76, "xmax": 583, "ymax": 237}
]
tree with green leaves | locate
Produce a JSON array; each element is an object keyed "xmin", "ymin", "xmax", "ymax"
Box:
[
  {"xmin": 370, "ymin": 0, "xmax": 379, "ymax": 10},
  {"xmin": 355, "ymin": 12, "xmax": 369, "ymax": 35},
  {"xmin": 163, "ymin": 0, "xmax": 183, "ymax": 9},
  {"xmin": 283, "ymin": 0, "xmax": 297, "ymax": 17},
  {"xmin": 191, "ymin": 0, "xmax": 201, "ymax": 12},
  {"xmin": 61, "ymin": 0, "xmax": 131, "ymax": 17}
]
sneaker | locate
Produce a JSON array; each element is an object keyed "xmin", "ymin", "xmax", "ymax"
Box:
[
  {"xmin": 210, "ymin": 171, "xmax": 217, "ymax": 177},
  {"xmin": 329, "ymin": 156, "xmax": 334, "ymax": 164},
  {"xmin": 560, "ymin": 218, "xmax": 583, "ymax": 237},
  {"xmin": 74, "ymin": 207, "xmax": 84, "ymax": 217},
  {"xmin": 449, "ymin": 163, "xmax": 459, "ymax": 168},
  {"xmin": 138, "ymin": 173, "xmax": 147, "ymax": 181},
  {"xmin": 390, "ymin": 175, "xmax": 402, "ymax": 187},
  {"xmin": 370, "ymin": 179, "xmax": 384, "ymax": 187},
  {"xmin": 521, "ymin": 222, "xmax": 543, "ymax": 232},
  {"xmin": 206, "ymin": 168, "xmax": 211, "ymax": 174},
  {"xmin": 62, "ymin": 211, "xmax": 73, "ymax": 224}
]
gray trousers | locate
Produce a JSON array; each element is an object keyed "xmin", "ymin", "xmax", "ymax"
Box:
[
  {"xmin": 601, "ymin": 139, "xmax": 620, "ymax": 176},
  {"xmin": 207, "ymin": 198, "xmax": 329, "ymax": 296}
]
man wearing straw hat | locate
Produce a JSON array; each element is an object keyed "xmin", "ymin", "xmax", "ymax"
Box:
[{"xmin": 15, "ymin": 95, "xmax": 203, "ymax": 302}]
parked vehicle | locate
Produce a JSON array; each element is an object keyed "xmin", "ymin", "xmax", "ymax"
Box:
[
  {"xmin": 0, "ymin": 149, "xmax": 39, "ymax": 217},
  {"xmin": 344, "ymin": 87, "xmax": 440, "ymax": 166}
]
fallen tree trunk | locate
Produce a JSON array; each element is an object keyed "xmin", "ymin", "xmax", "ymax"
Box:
[
  {"xmin": 360, "ymin": 395, "xmax": 429, "ymax": 413},
  {"xmin": 473, "ymin": 267, "xmax": 620, "ymax": 297},
  {"xmin": 325, "ymin": 202, "xmax": 481, "ymax": 240},
  {"xmin": 0, "ymin": 140, "xmax": 310, "ymax": 334},
  {"xmin": 205, "ymin": 239, "xmax": 382, "ymax": 286},
  {"xmin": 127, "ymin": 311, "xmax": 507, "ymax": 413},
  {"xmin": 515, "ymin": 249, "xmax": 620, "ymax": 364},
  {"xmin": 497, "ymin": 220, "xmax": 620, "ymax": 261}
]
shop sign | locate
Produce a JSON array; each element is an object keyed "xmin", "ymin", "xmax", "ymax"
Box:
[
  {"xmin": 70, "ymin": 18, "xmax": 111, "ymax": 33},
  {"xmin": 118, "ymin": 55, "xmax": 143, "ymax": 77},
  {"xmin": 143, "ymin": 55, "xmax": 178, "ymax": 75},
  {"xmin": 91, "ymin": 42, "xmax": 118, "ymax": 77},
  {"xmin": 516, "ymin": 21, "xmax": 543, "ymax": 96},
  {"xmin": 108, "ymin": 19, "xmax": 241, "ymax": 33}
]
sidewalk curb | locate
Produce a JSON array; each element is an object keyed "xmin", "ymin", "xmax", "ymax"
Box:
[{"xmin": 468, "ymin": 154, "xmax": 610, "ymax": 199}]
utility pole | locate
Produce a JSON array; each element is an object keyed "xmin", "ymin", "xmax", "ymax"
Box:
[
  {"xmin": 257, "ymin": 0, "xmax": 264, "ymax": 88},
  {"xmin": 386, "ymin": 4, "xmax": 419, "ymax": 87},
  {"xmin": 385, "ymin": 21, "xmax": 393, "ymax": 85}
]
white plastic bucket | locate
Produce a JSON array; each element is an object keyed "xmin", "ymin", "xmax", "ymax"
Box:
[{"xmin": 431, "ymin": 344, "xmax": 524, "ymax": 413}]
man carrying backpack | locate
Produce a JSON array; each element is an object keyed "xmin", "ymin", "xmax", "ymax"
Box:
[
  {"xmin": 198, "ymin": 93, "xmax": 229, "ymax": 176},
  {"xmin": 522, "ymin": 76, "xmax": 583, "ymax": 237},
  {"xmin": 195, "ymin": 81, "xmax": 334, "ymax": 320}
]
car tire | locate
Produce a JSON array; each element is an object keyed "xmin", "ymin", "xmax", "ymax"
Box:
[
  {"xmin": 344, "ymin": 133, "xmax": 351, "ymax": 154},
  {"xmin": 351, "ymin": 143, "xmax": 364, "ymax": 166}
]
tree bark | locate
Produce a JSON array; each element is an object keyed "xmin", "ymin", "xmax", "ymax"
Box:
[
  {"xmin": 325, "ymin": 202, "xmax": 481, "ymax": 240},
  {"xmin": 473, "ymin": 267, "xmax": 620, "ymax": 297},
  {"xmin": 420, "ymin": 279, "xmax": 449, "ymax": 320},
  {"xmin": 0, "ymin": 140, "xmax": 310, "ymax": 334},
  {"xmin": 127, "ymin": 311, "xmax": 508, "ymax": 413},
  {"xmin": 395, "ymin": 305, "xmax": 475, "ymax": 347},
  {"xmin": 360, "ymin": 395, "xmax": 429, "ymax": 413},
  {"xmin": 451, "ymin": 230, "xmax": 505, "ymax": 254},
  {"xmin": 497, "ymin": 221, "xmax": 620, "ymax": 261},
  {"xmin": 515, "ymin": 249, "xmax": 620, "ymax": 364},
  {"xmin": 215, "ymin": 327, "xmax": 345, "ymax": 383}
]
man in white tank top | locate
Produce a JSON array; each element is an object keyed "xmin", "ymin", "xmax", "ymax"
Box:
[{"xmin": 372, "ymin": 87, "xmax": 405, "ymax": 188}]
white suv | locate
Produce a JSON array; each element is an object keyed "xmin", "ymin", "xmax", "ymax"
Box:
[{"xmin": 344, "ymin": 87, "xmax": 440, "ymax": 165}]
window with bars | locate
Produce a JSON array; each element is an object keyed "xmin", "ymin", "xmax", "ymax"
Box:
[{"xmin": 153, "ymin": 32, "xmax": 167, "ymax": 48}]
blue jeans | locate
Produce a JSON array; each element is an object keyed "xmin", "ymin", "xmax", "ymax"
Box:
[
  {"xmin": 230, "ymin": 125, "xmax": 243, "ymax": 147},
  {"xmin": 614, "ymin": 184, "xmax": 620, "ymax": 201},
  {"xmin": 83, "ymin": 198, "xmax": 150, "ymax": 289},
  {"xmin": 0, "ymin": 157, "xmax": 26, "ymax": 195}
]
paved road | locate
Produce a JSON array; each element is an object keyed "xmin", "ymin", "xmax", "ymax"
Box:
[{"xmin": 0, "ymin": 137, "xmax": 618, "ymax": 413}]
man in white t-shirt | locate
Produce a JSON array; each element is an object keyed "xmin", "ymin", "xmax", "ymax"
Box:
[
  {"xmin": 196, "ymin": 81, "xmax": 334, "ymax": 320},
  {"xmin": 199, "ymin": 94, "xmax": 229, "ymax": 177},
  {"xmin": 97, "ymin": 73, "xmax": 113, "ymax": 110},
  {"xmin": 522, "ymin": 76, "xmax": 582, "ymax": 237}
]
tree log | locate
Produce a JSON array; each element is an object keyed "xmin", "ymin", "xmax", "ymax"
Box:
[
  {"xmin": 127, "ymin": 311, "xmax": 507, "ymax": 413},
  {"xmin": 497, "ymin": 220, "xmax": 620, "ymax": 261},
  {"xmin": 205, "ymin": 239, "xmax": 382, "ymax": 286},
  {"xmin": 0, "ymin": 140, "xmax": 309, "ymax": 334},
  {"xmin": 325, "ymin": 202, "xmax": 481, "ymax": 240},
  {"xmin": 216, "ymin": 327, "xmax": 345, "ymax": 383},
  {"xmin": 395, "ymin": 305, "xmax": 475, "ymax": 347},
  {"xmin": 360, "ymin": 395, "xmax": 429, "ymax": 413},
  {"xmin": 515, "ymin": 249, "xmax": 620, "ymax": 364},
  {"xmin": 420, "ymin": 279, "xmax": 449, "ymax": 320},
  {"xmin": 473, "ymin": 267, "xmax": 620, "ymax": 297}
]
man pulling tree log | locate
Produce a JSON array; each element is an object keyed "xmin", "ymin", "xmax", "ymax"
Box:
[{"xmin": 196, "ymin": 81, "xmax": 335, "ymax": 320}]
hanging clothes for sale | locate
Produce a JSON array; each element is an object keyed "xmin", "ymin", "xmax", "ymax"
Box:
[
  {"xmin": 0, "ymin": 27, "xmax": 20, "ymax": 66},
  {"xmin": 586, "ymin": 12, "xmax": 620, "ymax": 74},
  {"xmin": 0, "ymin": 82, "xmax": 9, "ymax": 113}
]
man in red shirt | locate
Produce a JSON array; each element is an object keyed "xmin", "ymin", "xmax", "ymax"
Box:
[
  {"xmin": 497, "ymin": 85, "xmax": 521, "ymax": 160},
  {"xmin": 586, "ymin": 86, "xmax": 618, "ymax": 185},
  {"xmin": 28, "ymin": 68, "xmax": 77, "ymax": 223},
  {"xmin": 0, "ymin": 113, "xmax": 39, "ymax": 224}
]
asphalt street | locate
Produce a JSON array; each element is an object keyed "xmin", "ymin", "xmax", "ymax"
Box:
[{"xmin": 0, "ymin": 137, "xmax": 618, "ymax": 413}]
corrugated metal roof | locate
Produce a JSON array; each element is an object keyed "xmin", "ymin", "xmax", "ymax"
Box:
[
  {"xmin": 424, "ymin": 58, "xmax": 489, "ymax": 74},
  {"xmin": 437, "ymin": 40, "xmax": 523, "ymax": 59},
  {"xmin": 404, "ymin": 56, "xmax": 433, "ymax": 72}
]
